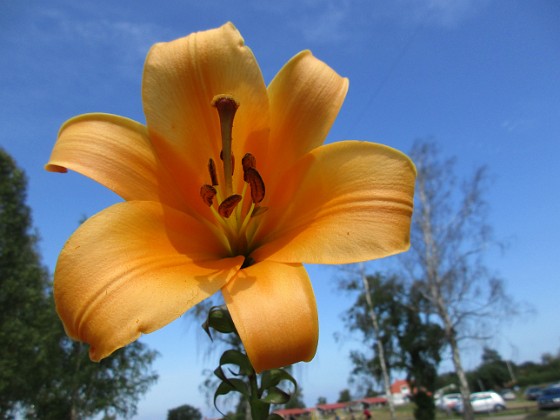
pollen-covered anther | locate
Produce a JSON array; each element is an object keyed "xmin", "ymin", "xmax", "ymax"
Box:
[
  {"xmin": 208, "ymin": 158, "xmax": 218, "ymax": 186},
  {"xmin": 218, "ymin": 194, "xmax": 243, "ymax": 218},
  {"xmin": 242, "ymin": 153, "xmax": 256, "ymax": 170},
  {"xmin": 242, "ymin": 153, "xmax": 256, "ymax": 181},
  {"xmin": 244, "ymin": 167, "xmax": 265, "ymax": 204},
  {"xmin": 200, "ymin": 184, "xmax": 217, "ymax": 206}
]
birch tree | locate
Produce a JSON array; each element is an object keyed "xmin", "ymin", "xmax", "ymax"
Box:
[{"xmin": 400, "ymin": 141, "xmax": 515, "ymax": 420}]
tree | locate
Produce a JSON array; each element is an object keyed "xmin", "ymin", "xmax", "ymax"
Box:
[
  {"xmin": 32, "ymin": 331, "xmax": 159, "ymax": 419},
  {"xmin": 342, "ymin": 271, "xmax": 445, "ymax": 420},
  {"xmin": 342, "ymin": 271, "xmax": 404, "ymax": 397},
  {"xmin": 0, "ymin": 148, "xmax": 159, "ymax": 419},
  {"xmin": 469, "ymin": 348, "xmax": 512, "ymax": 391},
  {"xmin": 167, "ymin": 404, "xmax": 202, "ymax": 420},
  {"xmin": 337, "ymin": 389, "xmax": 352, "ymax": 403},
  {"xmin": 316, "ymin": 396, "xmax": 327, "ymax": 405},
  {"xmin": 399, "ymin": 141, "xmax": 516, "ymax": 420},
  {"xmin": 0, "ymin": 147, "xmax": 52, "ymax": 416},
  {"xmin": 400, "ymin": 282, "xmax": 446, "ymax": 420}
]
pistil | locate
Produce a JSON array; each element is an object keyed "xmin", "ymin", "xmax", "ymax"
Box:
[{"xmin": 212, "ymin": 95, "xmax": 239, "ymax": 197}]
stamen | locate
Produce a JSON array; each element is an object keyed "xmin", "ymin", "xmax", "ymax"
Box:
[
  {"xmin": 218, "ymin": 194, "xmax": 243, "ymax": 218},
  {"xmin": 212, "ymin": 95, "xmax": 239, "ymax": 196},
  {"xmin": 244, "ymin": 167, "xmax": 265, "ymax": 204},
  {"xmin": 208, "ymin": 159, "xmax": 218, "ymax": 186},
  {"xmin": 242, "ymin": 153, "xmax": 256, "ymax": 170},
  {"xmin": 251, "ymin": 206, "xmax": 268, "ymax": 217},
  {"xmin": 242, "ymin": 153, "xmax": 256, "ymax": 182},
  {"xmin": 200, "ymin": 184, "xmax": 217, "ymax": 206}
]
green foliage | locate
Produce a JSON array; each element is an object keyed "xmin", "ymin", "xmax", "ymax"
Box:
[
  {"xmin": 337, "ymin": 389, "xmax": 352, "ymax": 403},
  {"xmin": 468, "ymin": 347, "xmax": 511, "ymax": 391},
  {"xmin": 0, "ymin": 148, "xmax": 52, "ymax": 416},
  {"xmin": 514, "ymin": 349, "xmax": 560, "ymax": 387},
  {"xmin": 0, "ymin": 148, "xmax": 159, "ymax": 418},
  {"xmin": 412, "ymin": 391, "xmax": 435, "ymax": 420},
  {"xmin": 167, "ymin": 404, "xmax": 202, "ymax": 420},
  {"xmin": 342, "ymin": 272, "xmax": 446, "ymax": 420},
  {"xmin": 437, "ymin": 348, "xmax": 560, "ymax": 396},
  {"xmin": 32, "ymin": 322, "xmax": 159, "ymax": 419},
  {"xmin": 343, "ymin": 273, "xmax": 405, "ymax": 389}
]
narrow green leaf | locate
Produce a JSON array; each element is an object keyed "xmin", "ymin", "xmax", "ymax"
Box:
[
  {"xmin": 202, "ymin": 306, "xmax": 236, "ymax": 338},
  {"xmin": 259, "ymin": 368, "xmax": 297, "ymax": 393},
  {"xmin": 213, "ymin": 380, "xmax": 234, "ymax": 409},
  {"xmin": 220, "ymin": 349, "xmax": 253, "ymax": 376},
  {"xmin": 261, "ymin": 386, "xmax": 290, "ymax": 404}
]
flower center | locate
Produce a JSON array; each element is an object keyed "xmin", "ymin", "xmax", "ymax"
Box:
[{"xmin": 199, "ymin": 95, "xmax": 267, "ymax": 258}]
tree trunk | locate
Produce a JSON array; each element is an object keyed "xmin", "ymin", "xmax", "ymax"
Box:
[
  {"xmin": 360, "ymin": 264, "xmax": 396, "ymax": 420},
  {"xmin": 449, "ymin": 335, "xmax": 474, "ymax": 420},
  {"xmin": 418, "ymin": 177, "xmax": 474, "ymax": 420}
]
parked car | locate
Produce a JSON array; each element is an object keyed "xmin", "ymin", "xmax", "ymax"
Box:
[
  {"xmin": 436, "ymin": 393, "xmax": 462, "ymax": 411},
  {"xmin": 454, "ymin": 392, "xmax": 506, "ymax": 414},
  {"xmin": 525, "ymin": 386, "xmax": 543, "ymax": 400},
  {"xmin": 500, "ymin": 389, "xmax": 516, "ymax": 401},
  {"xmin": 538, "ymin": 386, "xmax": 560, "ymax": 410}
]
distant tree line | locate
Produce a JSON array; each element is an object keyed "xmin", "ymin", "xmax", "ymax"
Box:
[{"xmin": 437, "ymin": 347, "xmax": 560, "ymax": 392}]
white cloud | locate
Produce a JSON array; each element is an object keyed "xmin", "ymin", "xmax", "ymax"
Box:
[
  {"xmin": 501, "ymin": 118, "xmax": 534, "ymax": 132},
  {"xmin": 395, "ymin": 0, "xmax": 488, "ymax": 28},
  {"xmin": 299, "ymin": 0, "xmax": 352, "ymax": 44}
]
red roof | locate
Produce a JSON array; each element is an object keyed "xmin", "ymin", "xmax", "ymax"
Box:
[
  {"xmin": 361, "ymin": 397, "xmax": 388, "ymax": 405},
  {"xmin": 391, "ymin": 379, "xmax": 410, "ymax": 394},
  {"xmin": 274, "ymin": 407, "xmax": 315, "ymax": 416},
  {"xmin": 317, "ymin": 402, "xmax": 348, "ymax": 411}
]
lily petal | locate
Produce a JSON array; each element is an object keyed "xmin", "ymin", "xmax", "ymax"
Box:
[
  {"xmin": 222, "ymin": 261, "xmax": 318, "ymax": 373},
  {"xmin": 264, "ymin": 51, "xmax": 348, "ymax": 187},
  {"xmin": 54, "ymin": 201, "xmax": 244, "ymax": 361},
  {"xmin": 252, "ymin": 141, "xmax": 416, "ymax": 264},
  {"xmin": 142, "ymin": 22, "xmax": 270, "ymax": 214},
  {"xmin": 45, "ymin": 113, "xmax": 185, "ymax": 211}
]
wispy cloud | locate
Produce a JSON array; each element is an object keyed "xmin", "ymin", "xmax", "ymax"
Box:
[
  {"xmin": 13, "ymin": 6, "xmax": 168, "ymax": 82},
  {"xmin": 250, "ymin": 0, "xmax": 356, "ymax": 45},
  {"xmin": 393, "ymin": 0, "xmax": 488, "ymax": 28},
  {"xmin": 297, "ymin": 0, "xmax": 353, "ymax": 44},
  {"xmin": 501, "ymin": 118, "xmax": 534, "ymax": 132}
]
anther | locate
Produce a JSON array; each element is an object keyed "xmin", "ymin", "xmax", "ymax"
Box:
[
  {"xmin": 242, "ymin": 153, "xmax": 256, "ymax": 182},
  {"xmin": 218, "ymin": 194, "xmax": 243, "ymax": 218},
  {"xmin": 244, "ymin": 167, "xmax": 265, "ymax": 204},
  {"xmin": 208, "ymin": 159, "xmax": 218, "ymax": 186},
  {"xmin": 242, "ymin": 153, "xmax": 256, "ymax": 170},
  {"xmin": 200, "ymin": 184, "xmax": 217, "ymax": 206}
]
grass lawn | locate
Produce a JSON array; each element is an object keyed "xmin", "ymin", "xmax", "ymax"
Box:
[{"xmin": 359, "ymin": 400, "xmax": 560, "ymax": 420}]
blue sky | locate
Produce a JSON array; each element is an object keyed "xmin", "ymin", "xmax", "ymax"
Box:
[{"xmin": 1, "ymin": 0, "xmax": 559, "ymax": 418}]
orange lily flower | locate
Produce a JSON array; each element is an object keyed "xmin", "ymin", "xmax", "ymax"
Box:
[{"xmin": 46, "ymin": 23, "xmax": 416, "ymax": 372}]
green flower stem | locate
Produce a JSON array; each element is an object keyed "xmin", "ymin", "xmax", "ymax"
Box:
[{"xmin": 203, "ymin": 306, "xmax": 297, "ymax": 419}]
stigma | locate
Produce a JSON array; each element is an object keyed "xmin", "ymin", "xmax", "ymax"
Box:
[{"xmin": 198, "ymin": 95, "xmax": 267, "ymax": 256}]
